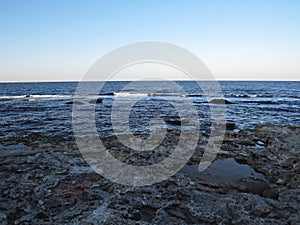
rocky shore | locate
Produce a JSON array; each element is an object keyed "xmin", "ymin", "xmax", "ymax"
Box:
[{"xmin": 0, "ymin": 124, "xmax": 299, "ymax": 224}]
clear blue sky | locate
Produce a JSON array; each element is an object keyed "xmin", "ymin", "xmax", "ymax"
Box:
[{"xmin": 0, "ymin": 0, "xmax": 299, "ymax": 81}]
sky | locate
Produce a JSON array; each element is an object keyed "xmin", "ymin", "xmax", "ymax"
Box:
[{"xmin": 0, "ymin": 0, "xmax": 299, "ymax": 82}]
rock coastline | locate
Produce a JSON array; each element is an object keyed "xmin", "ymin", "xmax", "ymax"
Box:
[{"xmin": 0, "ymin": 124, "xmax": 299, "ymax": 224}]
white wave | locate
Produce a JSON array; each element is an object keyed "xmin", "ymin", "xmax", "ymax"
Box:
[
  {"xmin": 233, "ymin": 94, "xmax": 257, "ymax": 98},
  {"xmin": 148, "ymin": 93, "xmax": 187, "ymax": 97},
  {"xmin": 29, "ymin": 95, "xmax": 73, "ymax": 98},
  {"xmin": 113, "ymin": 92, "xmax": 188, "ymax": 97},
  {"xmin": 114, "ymin": 92, "xmax": 149, "ymax": 97},
  {"xmin": 0, "ymin": 95, "xmax": 27, "ymax": 99},
  {"xmin": 0, "ymin": 95, "xmax": 73, "ymax": 99}
]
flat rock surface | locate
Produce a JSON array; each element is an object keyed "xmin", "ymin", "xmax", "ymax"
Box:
[{"xmin": 0, "ymin": 124, "xmax": 299, "ymax": 224}]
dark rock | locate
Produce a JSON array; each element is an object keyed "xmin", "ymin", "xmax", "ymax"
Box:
[
  {"xmin": 140, "ymin": 206, "xmax": 157, "ymax": 221},
  {"xmin": 245, "ymin": 180, "xmax": 269, "ymax": 195},
  {"xmin": 101, "ymin": 183, "xmax": 114, "ymax": 193},
  {"xmin": 89, "ymin": 98, "xmax": 103, "ymax": 104},
  {"xmin": 79, "ymin": 191, "xmax": 90, "ymax": 202},
  {"xmin": 132, "ymin": 210, "xmax": 141, "ymax": 221},
  {"xmin": 188, "ymin": 94, "xmax": 202, "ymax": 97},
  {"xmin": 103, "ymin": 92, "xmax": 114, "ymax": 96},
  {"xmin": 263, "ymin": 187, "xmax": 279, "ymax": 199},
  {"xmin": 34, "ymin": 212, "xmax": 48, "ymax": 220},
  {"xmin": 166, "ymin": 120, "xmax": 181, "ymax": 126},
  {"xmin": 241, "ymin": 140, "xmax": 256, "ymax": 146},
  {"xmin": 65, "ymin": 101, "xmax": 84, "ymax": 105},
  {"xmin": 1, "ymin": 124, "xmax": 300, "ymax": 224},
  {"xmin": 226, "ymin": 122, "xmax": 236, "ymax": 130},
  {"xmin": 165, "ymin": 204, "xmax": 202, "ymax": 224},
  {"xmin": 209, "ymin": 99, "xmax": 234, "ymax": 104},
  {"xmin": 237, "ymin": 178, "xmax": 270, "ymax": 197}
]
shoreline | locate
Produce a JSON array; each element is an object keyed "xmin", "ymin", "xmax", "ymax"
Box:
[{"xmin": 1, "ymin": 124, "xmax": 299, "ymax": 224}]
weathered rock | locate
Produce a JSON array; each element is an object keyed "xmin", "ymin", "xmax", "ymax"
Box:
[
  {"xmin": 236, "ymin": 178, "xmax": 269, "ymax": 196},
  {"xmin": 0, "ymin": 124, "xmax": 299, "ymax": 224},
  {"xmin": 165, "ymin": 204, "xmax": 202, "ymax": 224}
]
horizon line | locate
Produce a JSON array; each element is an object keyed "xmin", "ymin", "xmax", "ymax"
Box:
[{"xmin": 0, "ymin": 79, "xmax": 299, "ymax": 83}]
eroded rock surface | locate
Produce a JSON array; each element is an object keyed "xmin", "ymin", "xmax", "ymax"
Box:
[{"xmin": 0, "ymin": 124, "xmax": 299, "ymax": 224}]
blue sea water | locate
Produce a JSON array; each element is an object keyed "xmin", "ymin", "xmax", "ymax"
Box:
[{"xmin": 0, "ymin": 81, "xmax": 299, "ymax": 142}]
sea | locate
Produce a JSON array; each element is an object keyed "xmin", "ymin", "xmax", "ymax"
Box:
[{"xmin": 0, "ymin": 81, "xmax": 299, "ymax": 142}]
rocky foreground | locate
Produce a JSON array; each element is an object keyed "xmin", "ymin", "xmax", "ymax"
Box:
[{"xmin": 0, "ymin": 124, "xmax": 299, "ymax": 224}]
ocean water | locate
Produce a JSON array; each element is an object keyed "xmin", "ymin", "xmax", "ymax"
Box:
[{"xmin": 0, "ymin": 81, "xmax": 299, "ymax": 142}]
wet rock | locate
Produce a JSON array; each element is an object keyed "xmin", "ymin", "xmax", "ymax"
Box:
[
  {"xmin": 65, "ymin": 101, "xmax": 84, "ymax": 105},
  {"xmin": 89, "ymin": 98, "xmax": 103, "ymax": 104},
  {"xmin": 262, "ymin": 187, "xmax": 279, "ymax": 199},
  {"xmin": 226, "ymin": 122, "xmax": 236, "ymax": 130},
  {"xmin": 101, "ymin": 183, "xmax": 114, "ymax": 193},
  {"xmin": 103, "ymin": 92, "xmax": 114, "ymax": 96},
  {"xmin": 165, "ymin": 119, "xmax": 181, "ymax": 126},
  {"xmin": 236, "ymin": 178, "xmax": 270, "ymax": 197},
  {"xmin": 257, "ymin": 141, "xmax": 265, "ymax": 146},
  {"xmin": 209, "ymin": 99, "xmax": 234, "ymax": 104}
]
